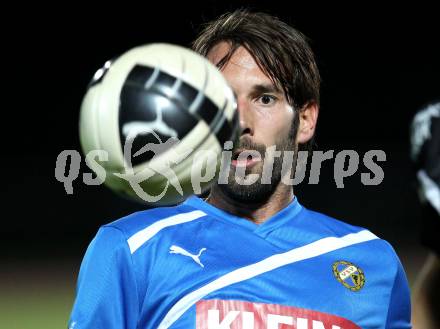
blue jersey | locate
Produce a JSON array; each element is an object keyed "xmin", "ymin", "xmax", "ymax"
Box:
[{"xmin": 69, "ymin": 196, "xmax": 411, "ymax": 329}]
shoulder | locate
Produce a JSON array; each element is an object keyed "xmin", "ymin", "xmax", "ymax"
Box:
[
  {"xmin": 299, "ymin": 206, "xmax": 401, "ymax": 263},
  {"xmin": 105, "ymin": 202, "xmax": 201, "ymax": 235},
  {"xmin": 298, "ymin": 206, "xmax": 369, "ymax": 237},
  {"xmin": 95, "ymin": 199, "xmax": 207, "ymax": 254}
]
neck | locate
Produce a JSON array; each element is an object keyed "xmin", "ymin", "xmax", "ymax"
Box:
[{"xmin": 207, "ymin": 183, "xmax": 294, "ymax": 224}]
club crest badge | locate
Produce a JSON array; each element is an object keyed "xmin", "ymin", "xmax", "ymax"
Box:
[{"xmin": 332, "ymin": 260, "xmax": 365, "ymax": 291}]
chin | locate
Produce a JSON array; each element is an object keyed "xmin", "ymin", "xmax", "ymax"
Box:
[{"xmin": 218, "ymin": 172, "xmax": 280, "ymax": 204}]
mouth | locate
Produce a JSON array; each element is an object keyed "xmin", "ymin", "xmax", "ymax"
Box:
[{"xmin": 231, "ymin": 149, "xmax": 262, "ymax": 168}]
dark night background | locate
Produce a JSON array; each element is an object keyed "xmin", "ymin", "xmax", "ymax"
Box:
[{"xmin": 2, "ymin": 2, "xmax": 439, "ymax": 328}]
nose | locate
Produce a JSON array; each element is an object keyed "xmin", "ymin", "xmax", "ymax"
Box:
[{"xmin": 237, "ymin": 97, "xmax": 254, "ymax": 137}]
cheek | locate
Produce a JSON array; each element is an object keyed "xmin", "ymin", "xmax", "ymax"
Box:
[
  {"xmin": 254, "ymin": 104, "xmax": 294, "ymax": 142},
  {"xmin": 254, "ymin": 103, "xmax": 294, "ymax": 122}
]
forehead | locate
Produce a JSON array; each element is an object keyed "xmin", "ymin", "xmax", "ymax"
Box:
[
  {"xmin": 207, "ymin": 42, "xmax": 256, "ymax": 69},
  {"xmin": 206, "ymin": 42, "xmax": 274, "ymax": 89}
]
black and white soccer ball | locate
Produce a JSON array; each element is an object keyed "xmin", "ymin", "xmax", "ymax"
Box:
[{"xmin": 79, "ymin": 43, "xmax": 239, "ymax": 205}]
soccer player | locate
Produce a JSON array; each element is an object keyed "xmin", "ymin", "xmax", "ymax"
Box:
[
  {"xmin": 69, "ymin": 10, "xmax": 411, "ymax": 329},
  {"xmin": 410, "ymin": 102, "xmax": 440, "ymax": 329}
]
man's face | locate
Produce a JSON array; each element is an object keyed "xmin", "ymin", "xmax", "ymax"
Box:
[{"xmin": 207, "ymin": 42, "xmax": 296, "ymax": 203}]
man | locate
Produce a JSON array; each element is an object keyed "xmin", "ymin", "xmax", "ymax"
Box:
[
  {"xmin": 69, "ymin": 10, "xmax": 411, "ymax": 328},
  {"xmin": 410, "ymin": 102, "xmax": 440, "ymax": 329}
]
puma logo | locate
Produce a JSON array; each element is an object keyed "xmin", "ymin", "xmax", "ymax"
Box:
[{"xmin": 169, "ymin": 245, "xmax": 207, "ymax": 268}]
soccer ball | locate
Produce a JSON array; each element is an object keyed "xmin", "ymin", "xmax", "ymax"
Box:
[{"xmin": 79, "ymin": 43, "xmax": 239, "ymax": 205}]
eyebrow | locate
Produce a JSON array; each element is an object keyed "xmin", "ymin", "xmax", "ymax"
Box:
[{"xmin": 249, "ymin": 83, "xmax": 282, "ymax": 96}]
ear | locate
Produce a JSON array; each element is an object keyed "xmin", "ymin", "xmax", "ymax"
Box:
[{"xmin": 296, "ymin": 101, "xmax": 319, "ymax": 144}]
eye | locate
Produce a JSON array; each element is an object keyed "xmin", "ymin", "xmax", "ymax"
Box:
[{"xmin": 258, "ymin": 94, "xmax": 277, "ymax": 105}]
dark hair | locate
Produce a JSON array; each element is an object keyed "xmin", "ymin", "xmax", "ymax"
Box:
[{"xmin": 192, "ymin": 9, "xmax": 321, "ymax": 110}]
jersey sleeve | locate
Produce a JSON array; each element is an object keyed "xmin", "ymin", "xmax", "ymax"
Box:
[
  {"xmin": 385, "ymin": 257, "xmax": 412, "ymax": 329},
  {"xmin": 68, "ymin": 226, "xmax": 139, "ymax": 329}
]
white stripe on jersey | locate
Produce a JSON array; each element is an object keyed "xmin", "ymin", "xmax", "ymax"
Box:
[
  {"xmin": 127, "ymin": 210, "xmax": 207, "ymax": 254},
  {"xmin": 158, "ymin": 229, "xmax": 378, "ymax": 329}
]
